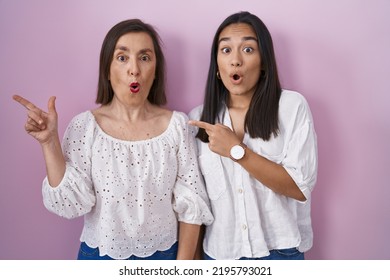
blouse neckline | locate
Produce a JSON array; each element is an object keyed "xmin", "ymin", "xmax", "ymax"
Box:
[{"xmin": 86, "ymin": 110, "xmax": 177, "ymax": 145}]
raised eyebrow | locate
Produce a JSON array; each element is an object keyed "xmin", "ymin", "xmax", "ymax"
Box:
[
  {"xmin": 218, "ymin": 36, "xmax": 258, "ymax": 45},
  {"xmin": 218, "ymin": 37, "xmax": 230, "ymax": 44},
  {"xmin": 115, "ymin": 45, "xmax": 129, "ymax": 52},
  {"xmin": 114, "ymin": 47, "xmax": 154, "ymax": 54},
  {"xmin": 139, "ymin": 48, "xmax": 154, "ymax": 55},
  {"xmin": 242, "ymin": 36, "xmax": 258, "ymax": 43}
]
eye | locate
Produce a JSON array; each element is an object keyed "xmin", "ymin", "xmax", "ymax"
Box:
[
  {"xmin": 243, "ymin": 47, "xmax": 254, "ymax": 53},
  {"xmin": 117, "ymin": 55, "xmax": 128, "ymax": 62},
  {"xmin": 140, "ymin": 54, "xmax": 151, "ymax": 62},
  {"xmin": 221, "ymin": 47, "xmax": 231, "ymax": 54}
]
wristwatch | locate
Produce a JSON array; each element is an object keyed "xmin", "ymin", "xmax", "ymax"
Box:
[{"xmin": 229, "ymin": 143, "xmax": 247, "ymax": 162}]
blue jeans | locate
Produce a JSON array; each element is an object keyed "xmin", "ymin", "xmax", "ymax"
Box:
[
  {"xmin": 204, "ymin": 248, "xmax": 304, "ymax": 260},
  {"xmin": 77, "ymin": 242, "xmax": 178, "ymax": 260}
]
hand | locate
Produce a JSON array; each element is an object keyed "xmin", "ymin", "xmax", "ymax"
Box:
[
  {"xmin": 189, "ymin": 120, "xmax": 240, "ymax": 157},
  {"xmin": 13, "ymin": 95, "xmax": 59, "ymax": 145}
]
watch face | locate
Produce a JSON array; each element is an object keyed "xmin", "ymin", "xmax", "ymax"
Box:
[{"xmin": 230, "ymin": 145, "xmax": 245, "ymax": 160}]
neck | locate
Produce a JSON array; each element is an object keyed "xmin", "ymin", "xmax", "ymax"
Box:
[
  {"xmin": 107, "ymin": 98, "xmax": 153, "ymax": 123},
  {"xmin": 228, "ymin": 93, "xmax": 252, "ymax": 110}
]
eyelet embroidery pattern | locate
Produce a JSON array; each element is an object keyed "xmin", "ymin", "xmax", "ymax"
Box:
[{"xmin": 42, "ymin": 111, "xmax": 213, "ymax": 259}]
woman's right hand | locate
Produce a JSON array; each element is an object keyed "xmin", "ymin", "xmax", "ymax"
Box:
[
  {"xmin": 13, "ymin": 94, "xmax": 66, "ymax": 187},
  {"xmin": 13, "ymin": 95, "xmax": 59, "ymax": 146}
]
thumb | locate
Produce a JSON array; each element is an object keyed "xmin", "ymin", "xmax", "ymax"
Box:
[{"xmin": 48, "ymin": 96, "xmax": 57, "ymax": 114}]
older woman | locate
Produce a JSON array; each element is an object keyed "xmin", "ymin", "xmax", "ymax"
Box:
[{"xmin": 14, "ymin": 19, "xmax": 213, "ymax": 260}]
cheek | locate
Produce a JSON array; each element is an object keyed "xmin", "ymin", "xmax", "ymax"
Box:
[
  {"xmin": 109, "ymin": 64, "xmax": 121, "ymax": 79},
  {"xmin": 145, "ymin": 65, "xmax": 156, "ymax": 82},
  {"xmin": 248, "ymin": 60, "xmax": 261, "ymax": 77},
  {"xmin": 249, "ymin": 67, "xmax": 261, "ymax": 78},
  {"xmin": 217, "ymin": 64, "xmax": 229, "ymax": 79},
  {"xmin": 216, "ymin": 56, "xmax": 225, "ymax": 70}
]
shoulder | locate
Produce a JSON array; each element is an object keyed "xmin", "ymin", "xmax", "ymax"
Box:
[
  {"xmin": 188, "ymin": 104, "xmax": 204, "ymax": 120},
  {"xmin": 171, "ymin": 110, "xmax": 189, "ymax": 126},
  {"xmin": 67, "ymin": 111, "xmax": 95, "ymax": 128},
  {"xmin": 280, "ymin": 90, "xmax": 308, "ymax": 107},
  {"xmin": 152, "ymin": 106, "xmax": 174, "ymax": 125},
  {"xmin": 65, "ymin": 111, "xmax": 96, "ymax": 136},
  {"xmin": 280, "ymin": 90, "xmax": 311, "ymax": 114},
  {"xmin": 154, "ymin": 106, "xmax": 172, "ymax": 117},
  {"xmin": 279, "ymin": 89, "xmax": 314, "ymax": 125}
]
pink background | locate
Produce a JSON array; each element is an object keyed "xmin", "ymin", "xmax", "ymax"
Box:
[{"xmin": 1, "ymin": 0, "xmax": 389, "ymax": 260}]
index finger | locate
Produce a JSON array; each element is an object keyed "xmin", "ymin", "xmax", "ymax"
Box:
[
  {"xmin": 13, "ymin": 95, "xmax": 37, "ymax": 111},
  {"xmin": 188, "ymin": 120, "xmax": 214, "ymax": 130}
]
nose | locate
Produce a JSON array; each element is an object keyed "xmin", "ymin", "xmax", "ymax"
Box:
[
  {"xmin": 128, "ymin": 59, "xmax": 140, "ymax": 76},
  {"xmin": 230, "ymin": 51, "xmax": 242, "ymax": 67}
]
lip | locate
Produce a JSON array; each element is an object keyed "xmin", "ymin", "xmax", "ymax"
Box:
[{"xmin": 129, "ymin": 82, "xmax": 140, "ymax": 93}]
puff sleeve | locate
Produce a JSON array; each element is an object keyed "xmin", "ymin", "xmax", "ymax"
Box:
[
  {"xmin": 171, "ymin": 113, "xmax": 214, "ymax": 225},
  {"xmin": 42, "ymin": 112, "xmax": 96, "ymax": 219}
]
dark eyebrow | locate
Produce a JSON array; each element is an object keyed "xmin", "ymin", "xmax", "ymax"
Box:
[
  {"xmin": 243, "ymin": 36, "xmax": 258, "ymax": 42},
  {"xmin": 115, "ymin": 45, "xmax": 129, "ymax": 51},
  {"xmin": 218, "ymin": 36, "xmax": 258, "ymax": 44},
  {"xmin": 114, "ymin": 46, "xmax": 154, "ymax": 54},
  {"xmin": 139, "ymin": 48, "xmax": 154, "ymax": 54}
]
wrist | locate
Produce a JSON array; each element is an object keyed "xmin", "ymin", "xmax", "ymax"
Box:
[
  {"xmin": 40, "ymin": 134, "xmax": 60, "ymax": 148},
  {"xmin": 229, "ymin": 142, "xmax": 247, "ymax": 162}
]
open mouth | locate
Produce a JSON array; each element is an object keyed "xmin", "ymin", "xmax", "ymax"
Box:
[
  {"xmin": 129, "ymin": 82, "xmax": 140, "ymax": 93},
  {"xmin": 233, "ymin": 74, "xmax": 241, "ymax": 81}
]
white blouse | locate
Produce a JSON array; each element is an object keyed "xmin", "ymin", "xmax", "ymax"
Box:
[
  {"xmin": 42, "ymin": 110, "xmax": 213, "ymax": 259},
  {"xmin": 189, "ymin": 90, "xmax": 318, "ymax": 260}
]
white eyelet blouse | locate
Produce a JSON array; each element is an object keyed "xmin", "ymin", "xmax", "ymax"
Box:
[{"xmin": 42, "ymin": 110, "xmax": 214, "ymax": 259}]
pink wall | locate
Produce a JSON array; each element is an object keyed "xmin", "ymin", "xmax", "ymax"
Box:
[{"xmin": 1, "ymin": 0, "xmax": 389, "ymax": 260}]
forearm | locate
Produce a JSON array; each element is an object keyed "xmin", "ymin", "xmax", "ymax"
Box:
[
  {"xmin": 41, "ymin": 136, "xmax": 66, "ymax": 187},
  {"xmin": 176, "ymin": 222, "xmax": 201, "ymax": 260},
  {"xmin": 239, "ymin": 148, "xmax": 306, "ymax": 201},
  {"xmin": 193, "ymin": 225, "xmax": 205, "ymax": 260}
]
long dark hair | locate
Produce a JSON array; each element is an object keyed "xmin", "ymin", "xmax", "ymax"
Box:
[
  {"xmin": 197, "ymin": 11, "xmax": 281, "ymax": 142},
  {"xmin": 96, "ymin": 19, "xmax": 166, "ymax": 105}
]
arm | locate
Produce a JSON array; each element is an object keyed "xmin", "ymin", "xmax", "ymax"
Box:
[
  {"xmin": 13, "ymin": 95, "xmax": 65, "ymax": 187},
  {"xmin": 188, "ymin": 120, "xmax": 305, "ymax": 201},
  {"xmin": 14, "ymin": 95, "xmax": 96, "ymax": 218},
  {"xmin": 239, "ymin": 148, "xmax": 305, "ymax": 201},
  {"xmin": 193, "ymin": 225, "xmax": 205, "ymax": 260},
  {"xmin": 41, "ymin": 134, "xmax": 66, "ymax": 188},
  {"xmin": 172, "ymin": 113, "xmax": 214, "ymax": 259},
  {"xmin": 176, "ymin": 222, "xmax": 201, "ymax": 260}
]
